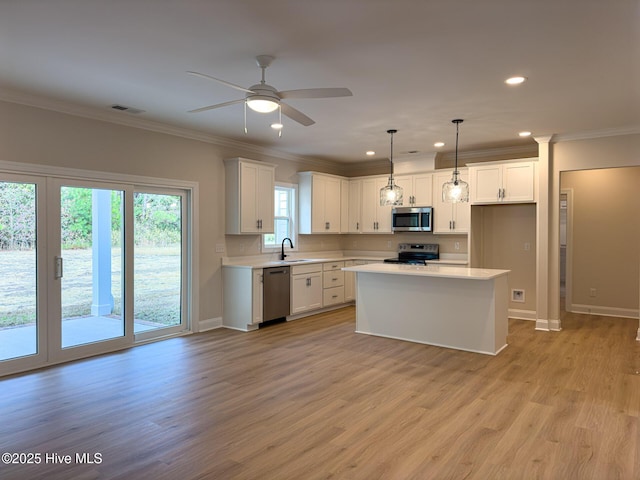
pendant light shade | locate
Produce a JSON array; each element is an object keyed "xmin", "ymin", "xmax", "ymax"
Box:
[
  {"xmin": 442, "ymin": 119, "xmax": 469, "ymax": 203},
  {"xmin": 380, "ymin": 129, "xmax": 403, "ymax": 206}
]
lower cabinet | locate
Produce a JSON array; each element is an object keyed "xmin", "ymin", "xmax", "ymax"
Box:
[
  {"xmin": 222, "ymin": 266, "xmax": 263, "ymax": 331},
  {"xmin": 323, "ymin": 261, "xmax": 345, "ymax": 307},
  {"xmin": 290, "ymin": 264, "xmax": 323, "ymax": 315}
]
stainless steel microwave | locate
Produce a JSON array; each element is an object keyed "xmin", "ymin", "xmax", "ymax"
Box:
[{"xmin": 392, "ymin": 207, "xmax": 433, "ymax": 232}]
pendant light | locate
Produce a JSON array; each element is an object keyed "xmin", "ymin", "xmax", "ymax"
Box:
[
  {"xmin": 380, "ymin": 129, "xmax": 403, "ymax": 206},
  {"xmin": 442, "ymin": 118, "xmax": 469, "ymax": 203}
]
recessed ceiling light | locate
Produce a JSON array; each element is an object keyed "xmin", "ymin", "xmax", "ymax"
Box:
[
  {"xmin": 270, "ymin": 123, "xmax": 283, "ymax": 130},
  {"xmin": 434, "ymin": 142, "xmax": 445, "ymax": 148},
  {"xmin": 505, "ymin": 76, "xmax": 527, "ymax": 85},
  {"xmin": 518, "ymin": 131, "xmax": 532, "ymax": 137},
  {"xmin": 366, "ymin": 150, "xmax": 375, "ymax": 156}
]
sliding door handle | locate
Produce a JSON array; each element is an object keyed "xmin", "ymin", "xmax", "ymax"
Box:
[{"xmin": 54, "ymin": 256, "xmax": 64, "ymax": 279}]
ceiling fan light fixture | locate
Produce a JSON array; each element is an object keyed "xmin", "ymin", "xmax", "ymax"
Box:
[{"xmin": 246, "ymin": 96, "xmax": 279, "ymax": 113}]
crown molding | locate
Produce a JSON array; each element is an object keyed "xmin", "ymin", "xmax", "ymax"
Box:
[
  {"xmin": 0, "ymin": 88, "xmax": 343, "ymax": 171},
  {"xmin": 551, "ymin": 125, "xmax": 640, "ymax": 143}
]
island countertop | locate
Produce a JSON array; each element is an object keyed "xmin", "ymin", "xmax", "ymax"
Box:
[{"xmin": 342, "ymin": 263, "xmax": 509, "ymax": 280}]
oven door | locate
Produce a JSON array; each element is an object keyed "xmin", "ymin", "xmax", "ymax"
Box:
[{"xmin": 392, "ymin": 208, "xmax": 421, "ymax": 232}]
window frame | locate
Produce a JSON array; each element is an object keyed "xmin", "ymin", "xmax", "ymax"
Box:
[{"xmin": 262, "ymin": 182, "xmax": 298, "ymax": 253}]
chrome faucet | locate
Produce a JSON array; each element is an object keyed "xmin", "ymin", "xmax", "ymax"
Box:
[{"xmin": 280, "ymin": 237, "xmax": 293, "ymax": 261}]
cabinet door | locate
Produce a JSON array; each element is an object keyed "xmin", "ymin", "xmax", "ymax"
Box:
[
  {"xmin": 413, "ymin": 173, "xmax": 433, "ymax": 206},
  {"xmin": 340, "ymin": 180, "xmax": 349, "ymax": 233},
  {"xmin": 291, "ymin": 273, "xmax": 322, "ymax": 314},
  {"xmin": 344, "ymin": 260, "xmax": 355, "ymax": 301},
  {"xmin": 323, "ymin": 176, "xmax": 341, "ymax": 233},
  {"xmin": 257, "ymin": 165, "xmax": 275, "ymax": 232},
  {"xmin": 503, "ymin": 162, "xmax": 535, "ymax": 202},
  {"xmin": 471, "ymin": 164, "xmax": 502, "ymax": 204},
  {"xmin": 433, "ymin": 170, "xmax": 469, "ymax": 233},
  {"xmin": 348, "ymin": 180, "xmax": 362, "ymax": 233},
  {"xmin": 361, "ymin": 178, "xmax": 379, "ymax": 233},
  {"xmin": 240, "ymin": 162, "xmax": 260, "ymax": 233},
  {"xmin": 394, "ymin": 175, "xmax": 414, "ymax": 205}
]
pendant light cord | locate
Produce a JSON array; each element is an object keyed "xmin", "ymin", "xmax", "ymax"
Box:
[{"xmin": 387, "ymin": 129, "xmax": 397, "ymax": 182}]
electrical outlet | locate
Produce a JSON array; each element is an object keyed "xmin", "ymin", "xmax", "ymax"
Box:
[
  {"xmin": 524, "ymin": 242, "xmax": 531, "ymax": 251},
  {"xmin": 454, "ymin": 241, "xmax": 460, "ymax": 251},
  {"xmin": 511, "ymin": 289, "xmax": 525, "ymax": 303},
  {"xmin": 215, "ymin": 243, "xmax": 225, "ymax": 253},
  {"xmin": 239, "ymin": 243, "xmax": 245, "ymax": 252},
  {"xmin": 589, "ymin": 288, "xmax": 597, "ymax": 297},
  {"xmin": 387, "ymin": 241, "xmax": 392, "ymax": 248}
]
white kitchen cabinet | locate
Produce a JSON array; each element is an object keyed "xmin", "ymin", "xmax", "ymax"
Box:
[
  {"xmin": 299, "ymin": 172, "xmax": 342, "ymax": 234},
  {"xmin": 347, "ymin": 179, "xmax": 362, "ymax": 233},
  {"xmin": 323, "ymin": 261, "xmax": 345, "ymax": 307},
  {"xmin": 224, "ymin": 157, "xmax": 275, "ymax": 234},
  {"xmin": 340, "ymin": 179, "xmax": 350, "ymax": 233},
  {"xmin": 290, "ymin": 264, "xmax": 323, "ymax": 314},
  {"xmin": 395, "ymin": 173, "xmax": 433, "ymax": 206},
  {"xmin": 469, "ymin": 160, "xmax": 536, "ymax": 204},
  {"xmin": 222, "ymin": 266, "xmax": 264, "ymax": 331},
  {"xmin": 432, "ymin": 169, "xmax": 470, "ymax": 234},
  {"xmin": 251, "ymin": 269, "xmax": 263, "ymax": 324},
  {"xmin": 361, "ymin": 176, "xmax": 393, "ymax": 233}
]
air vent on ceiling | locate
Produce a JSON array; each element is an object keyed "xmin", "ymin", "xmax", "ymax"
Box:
[{"xmin": 110, "ymin": 104, "xmax": 145, "ymax": 115}]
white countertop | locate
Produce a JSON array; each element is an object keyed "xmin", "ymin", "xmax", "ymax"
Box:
[{"xmin": 342, "ymin": 263, "xmax": 509, "ymax": 280}]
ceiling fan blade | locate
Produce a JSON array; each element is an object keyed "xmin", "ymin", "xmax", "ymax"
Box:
[
  {"xmin": 280, "ymin": 102, "xmax": 315, "ymax": 126},
  {"xmin": 187, "ymin": 71, "xmax": 255, "ymax": 94},
  {"xmin": 188, "ymin": 98, "xmax": 245, "ymax": 113},
  {"xmin": 277, "ymin": 87, "xmax": 353, "ymax": 99}
]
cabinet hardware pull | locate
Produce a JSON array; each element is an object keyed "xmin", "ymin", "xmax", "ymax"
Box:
[
  {"xmin": 332, "ymin": 295, "xmax": 338, "ymax": 298},
  {"xmin": 306, "ymin": 278, "xmax": 311, "ymax": 286},
  {"xmin": 356, "ymin": 222, "xmax": 359, "ymax": 230},
  {"xmin": 54, "ymin": 256, "xmax": 63, "ymax": 279}
]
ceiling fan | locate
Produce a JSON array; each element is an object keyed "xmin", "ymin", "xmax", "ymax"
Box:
[{"xmin": 187, "ymin": 55, "xmax": 352, "ymax": 126}]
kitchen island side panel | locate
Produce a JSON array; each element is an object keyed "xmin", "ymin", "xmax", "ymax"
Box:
[{"xmin": 354, "ymin": 272, "xmax": 509, "ymax": 355}]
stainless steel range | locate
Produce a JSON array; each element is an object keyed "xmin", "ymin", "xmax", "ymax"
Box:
[{"xmin": 384, "ymin": 243, "xmax": 439, "ymax": 265}]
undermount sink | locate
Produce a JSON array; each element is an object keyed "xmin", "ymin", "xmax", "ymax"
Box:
[{"xmin": 283, "ymin": 259, "xmax": 309, "ymax": 263}]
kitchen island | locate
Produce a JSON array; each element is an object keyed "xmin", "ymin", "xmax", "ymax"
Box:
[{"xmin": 342, "ymin": 263, "xmax": 510, "ymax": 355}]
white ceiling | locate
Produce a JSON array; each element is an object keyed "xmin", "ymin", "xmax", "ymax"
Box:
[{"xmin": 0, "ymin": 0, "xmax": 638, "ymax": 163}]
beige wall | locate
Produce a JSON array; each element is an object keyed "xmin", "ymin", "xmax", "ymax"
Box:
[
  {"xmin": 470, "ymin": 204, "xmax": 537, "ymax": 312},
  {"xmin": 549, "ymin": 134, "xmax": 640, "ymax": 321},
  {"xmin": 561, "ymin": 167, "xmax": 640, "ymax": 312},
  {"xmin": 0, "ymin": 100, "xmax": 342, "ymax": 324}
]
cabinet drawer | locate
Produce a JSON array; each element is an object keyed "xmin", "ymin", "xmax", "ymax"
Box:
[
  {"xmin": 323, "ymin": 270, "xmax": 344, "ymax": 288},
  {"xmin": 323, "ymin": 261, "xmax": 345, "ymax": 271},
  {"xmin": 323, "ymin": 286, "xmax": 345, "ymax": 306},
  {"xmin": 291, "ymin": 263, "xmax": 323, "ymax": 275}
]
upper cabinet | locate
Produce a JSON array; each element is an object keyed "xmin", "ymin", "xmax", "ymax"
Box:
[
  {"xmin": 299, "ymin": 172, "xmax": 342, "ymax": 234},
  {"xmin": 432, "ymin": 169, "xmax": 470, "ymax": 234},
  {"xmin": 395, "ymin": 173, "xmax": 433, "ymax": 206},
  {"xmin": 225, "ymin": 157, "xmax": 275, "ymax": 235},
  {"xmin": 346, "ymin": 179, "xmax": 362, "ymax": 233},
  {"xmin": 361, "ymin": 176, "xmax": 393, "ymax": 233},
  {"xmin": 469, "ymin": 160, "xmax": 537, "ymax": 204}
]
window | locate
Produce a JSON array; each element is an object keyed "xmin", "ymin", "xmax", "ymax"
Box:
[{"xmin": 263, "ymin": 183, "xmax": 297, "ymax": 251}]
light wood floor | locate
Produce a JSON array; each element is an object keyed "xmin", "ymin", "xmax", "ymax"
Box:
[{"xmin": 1, "ymin": 307, "xmax": 639, "ymax": 479}]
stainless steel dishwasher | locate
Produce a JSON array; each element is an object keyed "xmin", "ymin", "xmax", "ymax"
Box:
[{"xmin": 262, "ymin": 266, "xmax": 291, "ymax": 322}]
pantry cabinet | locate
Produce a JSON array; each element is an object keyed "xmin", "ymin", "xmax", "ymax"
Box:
[
  {"xmin": 469, "ymin": 160, "xmax": 536, "ymax": 204},
  {"xmin": 224, "ymin": 158, "xmax": 275, "ymax": 234},
  {"xmin": 432, "ymin": 169, "xmax": 470, "ymax": 234},
  {"xmin": 361, "ymin": 176, "xmax": 393, "ymax": 233},
  {"xmin": 299, "ymin": 172, "xmax": 342, "ymax": 234}
]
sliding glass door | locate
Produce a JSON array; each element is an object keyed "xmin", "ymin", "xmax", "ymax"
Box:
[
  {"xmin": 0, "ymin": 175, "xmax": 45, "ymax": 367},
  {"xmin": 0, "ymin": 172, "xmax": 191, "ymax": 377}
]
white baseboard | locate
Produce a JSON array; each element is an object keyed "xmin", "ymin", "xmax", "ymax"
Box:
[
  {"xmin": 535, "ymin": 318, "xmax": 562, "ymax": 332},
  {"xmin": 508, "ymin": 308, "xmax": 536, "ymax": 321},
  {"xmin": 569, "ymin": 303, "xmax": 639, "ymax": 319},
  {"xmin": 198, "ymin": 316, "xmax": 223, "ymax": 332}
]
